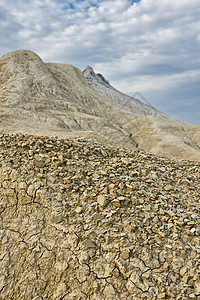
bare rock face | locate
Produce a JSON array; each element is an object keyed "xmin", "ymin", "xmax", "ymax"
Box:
[
  {"xmin": 83, "ymin": 66, "xmax": 110, "ymax": 86},
  {"xmin": 0, "ymin": 49, "xmax": 200, "ymax": 160},
  {"xmin": 0, "ymin": 134, "xmax": 200, "ymax": 299}
]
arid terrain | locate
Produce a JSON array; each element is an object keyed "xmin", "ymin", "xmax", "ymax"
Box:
[
  {"xmin": 0, "ymin": 134, "xmax": 199, "ymax": 299},
  {"xmin": 0, "ymin": 50, "xmax": 200, "ymax": 161},
  {"xmin": 0, "ymin": 50, "xmax": 200, "ymax": 299}
]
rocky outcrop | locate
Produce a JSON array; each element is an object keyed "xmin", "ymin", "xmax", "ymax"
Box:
[
  {"xmin": 0, "ymin": 134, "xmax": 200, "ymax": 299},
  {"xmin": 83, "ymin": 66, "xmax": 110, "ymax": 86}
]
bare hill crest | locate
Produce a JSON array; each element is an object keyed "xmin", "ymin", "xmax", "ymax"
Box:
[{"xmin": 0, "ymin": 49, "xmax": 200, "ymax": 160}]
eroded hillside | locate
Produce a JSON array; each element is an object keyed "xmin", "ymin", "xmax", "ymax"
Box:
[{"xmin": 0, "ymin": 49, "xmax": 200, "ymax": 160}]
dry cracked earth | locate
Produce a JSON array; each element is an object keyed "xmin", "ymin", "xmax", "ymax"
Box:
[{"xmin": 0, "ymin": 134, "xmax": 200, "ymax": 299}]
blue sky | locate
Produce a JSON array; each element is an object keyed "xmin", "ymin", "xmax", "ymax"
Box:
[{"xmin": 0, "ymin": 0, "xmax": 199, "ymax": 125}]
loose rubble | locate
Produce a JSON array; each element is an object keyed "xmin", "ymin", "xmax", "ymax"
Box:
[{"xmin": 0, "ymin": 133, "xmax": 200, "ymax": 299}]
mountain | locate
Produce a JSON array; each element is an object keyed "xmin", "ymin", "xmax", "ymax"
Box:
[
  {"xmin": 0, "ymin": 49, "xmax": 200, "ymax": 160},
  {"xmin": 83, "ymin": 65, "xmax": 166, "ymax": 117}
]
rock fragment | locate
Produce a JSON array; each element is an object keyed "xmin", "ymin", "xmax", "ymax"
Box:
[
  {"xmin": 111, "ymin": 199, "xmax": 121, "ymax": 208},
  {"xmin": 97, "ymin": 195, "xmax": 106, "ymax": 207}
]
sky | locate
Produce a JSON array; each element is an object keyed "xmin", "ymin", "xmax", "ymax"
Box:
[{"xmin": 0, "ymin": 0, "xmax": 200, "ymax": 125}]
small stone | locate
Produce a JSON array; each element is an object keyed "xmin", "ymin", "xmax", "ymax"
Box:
[
  {"xmin": 103, "ymin": 285, "xmax": 116, "ymax": 296},
  {"xmin": 157, "ymin": 293, "xmax": 166, "ymax": 299},
  {"xmin": 47, "ymin": 175, "xmax": 56, "ymax": 183},
  {"xmin": 159, "ymin": 208, "xmax": 165, "ymax": 215},
  {"xmin": 97, "ymin": 195, "xmax": 106, "ymax": 206},
  {"xmin": 117, "ymin": 196, "xmax": 125, "ymax": 201},
  {"xmin": 180, "ymin": 267, "xmax": 187, "ymax": 276},
  {"xmin": 33, "ymin": 159, "xmax": 45, "ymax": 168},
  {"xmin": 183, "ymin": 275, "xmax": 189, "ymax": 283},
  {"xmin": 195, "ymin": 282, "xmax": 200, "ymax": 293},
  {"xmin": 191, "ymin": 214, "xmax": 199, "ymax": 219},
  {"xmin": 53, "ymin": 283, "xmax": 67, "ymax": 299},
  {"xmin": 100, "ymin": 170, "xmax": 107, "ymax": 175},
  {"xmin": 51, "ymin": 214, "xmax": 63, "ymax": 224},
  {"xmin": 120, "ymin": 250, "xmax": 129, "ymax": 260},
  {"xmin": 187, "ymin": 261, "xmax": 193, "ymax": 268},
  {"xmin": 165, "ymin": 210, "xmax": 175, "ymax": 217},
  {"xmin": 83, "ymin": 239, "xmax": 96, "ymax": 249},
  {"xmin": 75, "ymin": 206, "xmax": 82, "ymax": 214},
  {"xmin": 157, "ymin": 231, "xmax": 165, "ymax": 238},
  {"xmin": 111, "ymin": 199, "xmax": 121, "ymax": 208},
  {"xmin": 168, "ymin": 222, "xmax": 174, "ymax": 229},
  {"xmin": 144, "ymin": 205, "xmax": 151, "ymax": 211},
  {"xmin": 58, "ymin": 154, "xmax": 64, "ymax": 162},
  {"xmin": 164, "ymin": 185, "xmax": 173, "ymax": 191},
  {"xmin": 93, "ymin": 281, "xmax": 98, "ymax": 289},
  {"xmin": 188, "ymin": 294, "xmax": 195, "ymax": 298},
  {"xmin": 152, "ymin": 269, "xmax": 161, "ymax": 274},
  {"xmin": 196, "ymin": 225, "xmax": 200, "ymax": 234},
  {"xmin": 170, "ymin": 274, "xmax": 177, "ymax": 282},
  {"xmin": 121, "ymin": 158, "xmax": 130, "ymax": 165},
  {"xmin": 165, "ymin": 244, "xmax": 172, "ymax": 249},
  {"xmin": 141, "ymin": 272, "xmax": 150, "ymax": 279}
]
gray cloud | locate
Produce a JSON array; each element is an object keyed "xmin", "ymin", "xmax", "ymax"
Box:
[{"xmin": 0, "ymin": 0, "xmax": 199, "ymax": 125}]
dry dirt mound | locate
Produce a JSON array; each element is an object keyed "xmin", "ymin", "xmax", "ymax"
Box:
[
  {"xmin": 0, "ymin": 49, "xmax": 200, "ymax": 161},
  {"xmin": 0, "ymin": 134, "xmax": 200, "ymax": 299}
]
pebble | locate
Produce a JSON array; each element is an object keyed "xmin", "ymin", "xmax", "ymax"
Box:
[
  {"xmin": 97, "ymin": 195, "xmax": 106, "ymax": 207},
  {"xmin": 180, "ymin": 267, "xmax": 187, "ymax": 276},
  {"xmin": 111, "ymin": 199, "xmax": 121, "ymax": 208}
]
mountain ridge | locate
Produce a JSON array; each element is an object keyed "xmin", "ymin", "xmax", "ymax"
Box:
[{"xmin": 83, "ymin": 65, "xmax": 168, "ymax": 117}]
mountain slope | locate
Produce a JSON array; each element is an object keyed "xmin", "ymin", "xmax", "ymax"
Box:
[
  {"xmin": 83, "ymin": 66, "xmax": 167, "ymax": 117},
  {"xmin": 0, "ymin": 49, "xmax": 200, "ymax": 160},
  {"xmin": 0, "ymin": 50, "xmax": 138, "ymax": 149}
]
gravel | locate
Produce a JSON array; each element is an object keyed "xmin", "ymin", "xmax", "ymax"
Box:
[{"xmin": 0, "ymin": 133, "xmax": 199, "ymax": 299}]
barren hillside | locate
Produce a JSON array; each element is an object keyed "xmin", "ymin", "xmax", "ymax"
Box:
[{"xmin": 0, "ymin": 49, "xmax": 200, "ymax": 160}]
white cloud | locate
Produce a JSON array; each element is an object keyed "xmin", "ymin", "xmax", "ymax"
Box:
[
  {"xmin": 0, "ymin": 0, "xmax": 200, "ymax": 125},
  {"xmin": 110, "ymin": 70, "xmax": 200, "ymax": 95}
]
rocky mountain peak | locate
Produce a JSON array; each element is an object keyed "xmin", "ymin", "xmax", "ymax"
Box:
[
  {"xmin": 83, "ymin": 66, "xmax": 96, "ymax": 77},
  {"xmin": 83, "ymin": 66, "xmax": 110, "ymax": 86}
]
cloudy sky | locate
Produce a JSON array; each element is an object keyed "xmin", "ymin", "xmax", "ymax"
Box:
[{"xmin": 0, "ymin": 0, "xmax": 200, "ymax": 125}]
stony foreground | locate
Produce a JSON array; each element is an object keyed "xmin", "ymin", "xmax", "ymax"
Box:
[{"xmin": 0, "ymin": 134, "xmax": 200, "ymax": 299}]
